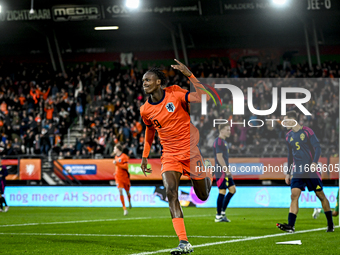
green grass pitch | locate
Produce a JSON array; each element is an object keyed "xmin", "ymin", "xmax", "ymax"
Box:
[{"xmin": 0, "ymin": 207, "xmax": 339, "ymax": 254}]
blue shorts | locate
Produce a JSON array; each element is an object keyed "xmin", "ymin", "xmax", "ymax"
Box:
[
  {"xmin": 291, "ymin": 177, "xmax": 323, "ymax": 192},
  {"xmin": 216, "ymin": 174, "xmax": 235, "ymax": 190}
]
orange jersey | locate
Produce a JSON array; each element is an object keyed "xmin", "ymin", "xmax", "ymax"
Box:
[
  {"xmin": 44, "ymin": 108, "xmax": 54, "ymax": 120},
  {"xmin": 140, "ymin": 85, "xmax": 199, "ymax": 156},
  {"xmin": 19, "ymin": 96, "xmax": 26, "ymax": 105},
  {"xmin": 114, "ymin": 153, "xmax": 130, "ymax": 180},
  {"xmin": 41, "ymin": 87, "xmax": 51, "ymax": 100}
]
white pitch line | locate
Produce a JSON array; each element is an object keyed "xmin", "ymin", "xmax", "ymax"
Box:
[
  {"xmin": 0, "ymin": 217, "xmax": 160, "ymax": 227},
  {"xmin": 0, "ymin": 233, "xmax": 249, "ymax": 239},
  {"xmin": 130, "ymin": 226, "xmax": 340, "ymax": 255},
  {"xmin": 190, "ymin": 235, "xmax": 249, "ymax": 239},
  {"xmin": 0, "ymin": 214, "xmax": 212, "ymax": 228}
]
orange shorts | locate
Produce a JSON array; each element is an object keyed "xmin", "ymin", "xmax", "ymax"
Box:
[
  {"xmin": 160, "ymin": 145, "xmax": 207, "ymax": 179},
  {"xmin": 116, "ymin": 178, "xmax": 131, "ymax": 192}
]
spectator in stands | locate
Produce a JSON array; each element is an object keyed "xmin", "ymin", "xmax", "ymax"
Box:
[
  {"xmin": 7, "ymin": 137, "xmax": 21, "ymax": 155},
  {"xmin": 40, "ymin": 128, "xmax": 51, "ymax": 155},
  {"xmin": 33, "ymin": 134, "xmax": 40, "ymax": 154},
  {"xmin": 76, "ymin": 102, "xmax": 83, "ymax": 117},
  {"xmin": 105, "ymin": 132, "xmax": 115, "ymax": 156},
  {"xmin": 25, "ymin": 130, "xmax": 35, "ymax": 155},
  {"xmin": 59, "ymin": 108, "xmax": 69, "ymax": 124},
  {"xmin": 51, "ymin": 83, "xmax": 58, "ymax": 99},
  {"xmin": 229, "ymin": 133, "xmax": 241, "ymax": 155}
]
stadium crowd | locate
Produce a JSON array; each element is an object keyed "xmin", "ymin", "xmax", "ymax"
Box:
[{"xmin": 0, "ymin": 59, "xmax": 339, "ymax": 159}]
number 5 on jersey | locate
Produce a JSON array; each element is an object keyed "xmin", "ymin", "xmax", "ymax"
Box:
[{"xmin": 295, "ymin": 142, "xmax": 300, "ymax": 150}]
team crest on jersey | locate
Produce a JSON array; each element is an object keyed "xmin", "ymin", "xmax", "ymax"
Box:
[
  {"xmin": 300, "ymin": 133, "xmax": 305, "ymax": 141},
  {"xmin": 166, "ymin": 102, "xmax": 175, "ymax": 112},
  {"xmin": 290, "ymin": 137, "xmax": 293, "ymax": 142}
]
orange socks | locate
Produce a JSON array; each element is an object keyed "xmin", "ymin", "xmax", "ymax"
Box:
[
  {"xmin": 120, "ymin": 195, "xmax": 126, "ymax": 210},
  {"xmin": 172, "ymin": 218, "xmax": 188, "ymax": 241}
]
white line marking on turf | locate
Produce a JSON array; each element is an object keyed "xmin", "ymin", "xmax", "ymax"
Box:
[
  {"xmin": 0, "ymin": 217, "xmax": 159, "ymax": 227},
  {"xmin": 0, "ymin": 214, "xmax": 211, "ymax": 228},
  {"xmin": 0, "ymin": 233, "xmax": 249, "ymax": 239},
  {"xmin": 190, "ymin": 235, "xmax": 249, "ymax": 239},
  {"xmin": 129, "ymin": 226, "xmax": 340, "ymax": 255}
]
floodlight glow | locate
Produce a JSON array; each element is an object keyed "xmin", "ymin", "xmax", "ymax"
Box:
[
  {"xmin": 94, "ymin": 26, "xmax": 119, "ymax": 30},
  {"xmin": 0, "ymin": 5, "xmax": 2, "ymax": 13},
  {"xmin": 29, "ymin": 9, "xmax": 34, "ymax": 14},
  {"xmin": 272, "ymin": 0, "xmax": 287, "ymax": 6},
  {"xmin": 126, "ymin": 0, "xmax": 140, "ymax": 9}
]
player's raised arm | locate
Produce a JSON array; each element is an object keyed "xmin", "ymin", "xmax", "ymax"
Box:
[{"xmin": 171, "ymin": 59, "xmax": 210, "ymax": 103}]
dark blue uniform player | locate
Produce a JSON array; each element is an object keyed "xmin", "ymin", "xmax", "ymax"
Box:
[
  {"xmin": 0, "ymin": 158, "xmax": 9, "ymax": 212},
  {"xmin": 277, "ymin": 111, "xmax": 334, "ymax": 233},
  {"xmin": 213, "ymin": 123, "xmax": 236, "ymax": 222}
]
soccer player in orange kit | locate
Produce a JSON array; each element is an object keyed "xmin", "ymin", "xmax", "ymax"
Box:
[
  {"xmin": 113, "ymin": 144, "xmax": 131, "ymax": 216},
  {"xmin": 140, "ymin": 59, "xmax": 212, "ymax": 254}
]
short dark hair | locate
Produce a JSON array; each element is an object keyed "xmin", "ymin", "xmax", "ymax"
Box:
[
  {"xmin": 115, "ymin": 144, "xmax": 123, "ymax": 152},
  {"xmin": 218, "ymin": 123, "xmax": 230, "ymax": 132},
  {"xmin": 286, "ymin": 110, "xmax": 298, "ymax": 120},
  {"xmin": 147, "ymin": 68, "xmax": 166, "ymax": 85}
]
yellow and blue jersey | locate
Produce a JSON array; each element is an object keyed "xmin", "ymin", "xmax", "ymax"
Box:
[
  {"xmin": 286, "ymin": 126, "xmax": 321, "ymax": 177},
  {"xmin": 213, "ymin": 137, "xmax": 235, "ymax": 189},
  {"xmin": 213, "ymin": 137, "xmax": 229, "ymax": 178}
]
